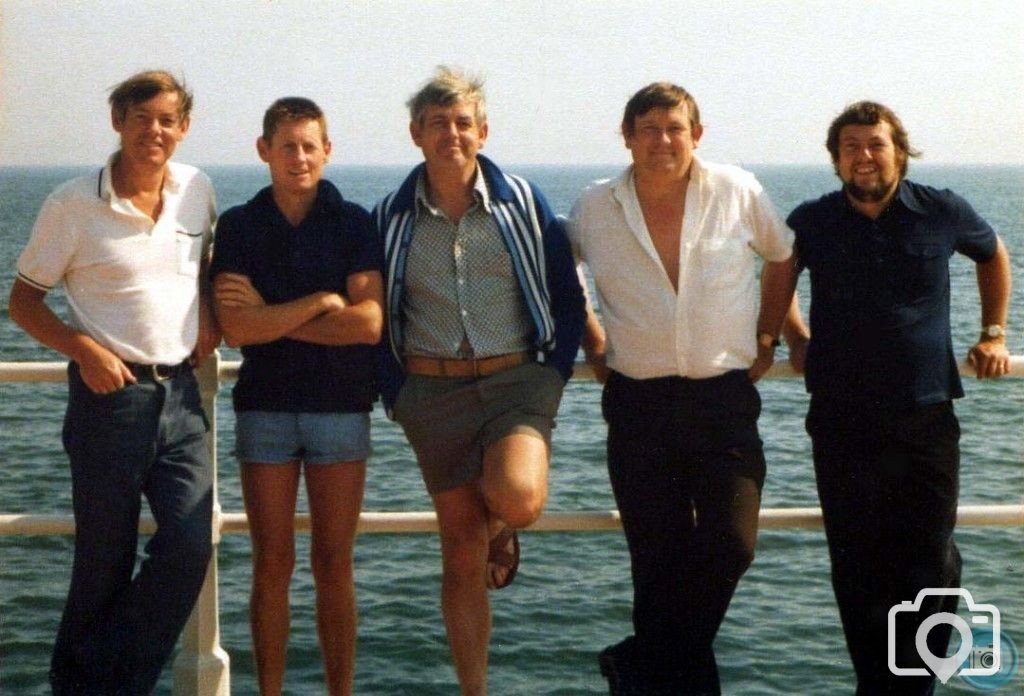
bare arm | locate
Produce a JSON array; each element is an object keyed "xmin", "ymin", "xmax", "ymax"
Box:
[
  {"xmin": 750, "ymin": 254, "xmax": 799, "ymax": 382},
  {"xmin": 192, "ymin": 252, "xmax": 222, "ymax": 363},
  {"xmin": 8, "ymin": 278, "xmax": 136, "ymax": 393},
  {"xmin": 286, "ymin": 270, "xmax": 384, "ymax": 346},
  {"xmin": 581, "ymin": 302, "xmax": 610, "ymax": 384},
  {"xmin": 968, "ymin": 237, "xmax": 1012, "ymax": 379},
  {"xmin": 780, "ymin": 294, "xmax": 811, "ymax": 373},
  {"xmin": 213, "ymin": 272, "xmax": 340, "ymax": 348}
]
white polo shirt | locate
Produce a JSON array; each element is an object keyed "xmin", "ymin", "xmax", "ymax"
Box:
[
  {"xmin": 16, "ymin": 154, "xmax": 216, "ymax": 365},
  {"xmin": 567, "ymin": 157, "xmax": 793, "ymax": 380}
]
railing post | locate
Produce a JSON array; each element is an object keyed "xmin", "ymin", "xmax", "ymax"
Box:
[{"xmin": 173, "ymin": 351, "xmax": 230, "ymax": 695}]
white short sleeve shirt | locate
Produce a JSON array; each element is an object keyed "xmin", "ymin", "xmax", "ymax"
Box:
[
  {"xmin": 567, "ymin": 157, "xmax": 793, "ymax": 380},
  {"xmin": 16, "ymin": 155, "xmax": 217, "ymax": 364}
]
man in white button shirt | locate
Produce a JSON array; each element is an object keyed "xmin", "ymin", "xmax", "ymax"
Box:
[
  {"xmin": 567, "ymin": 82, "xmax": 798, "ymax": 695},
  {"xmin": 8, "ymin": 70, "xmax": 219, "ymax": 694}
]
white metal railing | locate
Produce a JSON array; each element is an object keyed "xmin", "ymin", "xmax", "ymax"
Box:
[{"xmin": 1, "ymin": 354, "xmax": 1022, "ymax": 695}]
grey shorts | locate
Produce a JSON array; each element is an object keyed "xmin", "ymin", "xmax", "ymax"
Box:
[{"xmin": 393, "ymin": 361, "xmax": 565, "ymax": 494}]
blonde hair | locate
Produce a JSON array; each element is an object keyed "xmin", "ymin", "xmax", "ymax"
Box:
[{"xmin": 406, "ymin": 66, "xmax": 486, "ymax": 125}]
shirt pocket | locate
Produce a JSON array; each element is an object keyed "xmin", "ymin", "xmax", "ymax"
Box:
[
  {"xmin": 176, "ymin": 229, "xmax": 203, "ymax": 277},
  {"xmin": 896, "ymin": 240, "xmax": 946, "ymax": 302},
  {"xmin": 695, "ymin": 237, "xmax": 751, "ymax": 289}
]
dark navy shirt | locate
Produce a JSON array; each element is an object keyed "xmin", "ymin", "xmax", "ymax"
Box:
[
  {"xmin": 788, "ymin": 179, "xmax": 997, "ymax": 408},
  {"xmin": 210, "ymin": 180, "xmax": 381, "ymax": 412}
]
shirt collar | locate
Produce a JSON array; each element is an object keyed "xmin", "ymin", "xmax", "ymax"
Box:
[
  {"xmin": 414, "ymin": 162, "xmax": 491, "ymax": 215},
  {"xmin": 610, "ymin": 155, "xmax": 706, "ymax": 206},
  {"xmin": 839, "ymin": 178, "xmax": 926, "ymax": 218},
  {"xmin": 893, "ymin": 179, "xmax": 928, "ymax": 215},
  {"xmin": 98, "ymin": 151, "xmax": 181, "ymax": 203}
]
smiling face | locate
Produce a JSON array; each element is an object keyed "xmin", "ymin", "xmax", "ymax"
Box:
[
  {"xmin": 624, "ymin": 103, "xmax": 703, "ymax": 179},
  {"xmin": 836, "ymin": 121, "xmax": 903, "ymax": 204},
  {"xmin": 112, "ymin": 91, "xmax": 189, "ymax": 170},
  {"xmin": 257, "ymin": 117, "xmax": 331, "ymax": 197},
  {"xmin": 409, "ymin": 99, "xmax": 487, "ymax": 175}
]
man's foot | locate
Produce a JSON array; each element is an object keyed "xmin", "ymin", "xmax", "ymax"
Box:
[{"xmin": 486, "ymin": 526, "xmax": 520, "ymax": 590}]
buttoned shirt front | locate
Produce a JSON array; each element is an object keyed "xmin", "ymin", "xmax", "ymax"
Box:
[
  {"xmin": 402, "ymin": 168, "xmax": 532, "ymax": 359},
  {"xmin": 568, "ymin": 157, "xmax": 793, "ymax": 380},
  {"xmin": 16, "ymin": 153, "xmax": 216, "ymax": 364},
  {"xmin": 788, "ymin": 179, "xmax": 997, "ymax": 407}
]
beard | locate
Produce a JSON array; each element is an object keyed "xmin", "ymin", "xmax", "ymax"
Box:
[{"xmin": 843, "ymin": 176, "xmax": 898, "ymax": 203}]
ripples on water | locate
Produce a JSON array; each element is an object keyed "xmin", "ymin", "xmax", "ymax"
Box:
[{"xmin": 1, "ymin": 165, "xmax": 1021, "ymax": 694}]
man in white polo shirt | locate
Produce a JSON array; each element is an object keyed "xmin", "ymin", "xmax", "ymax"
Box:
[
  {"xmin": 8, "ymin": 70, "xmax": 219, "ymax": 694},
  {"xmin": 568, "ymin": 82, "xmax": 798, "ymax": 695}
]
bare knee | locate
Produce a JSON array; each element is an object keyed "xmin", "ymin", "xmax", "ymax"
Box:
[
  {"xmin": 438, "ymin": 529, "xmax": 488, "ymax": 585},
  {"xmin": 486, "ymin": 485, "xmax": 547, "ymax": 528},
  {"xmin": 310, "ymin": 542, "xmax": 354, "ymax": 585},
  {"xmin": 253, "ymin": 545, "xmax": 296, "ymax": 593}
]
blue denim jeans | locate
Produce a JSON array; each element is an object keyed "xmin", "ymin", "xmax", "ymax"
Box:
[{"xmin": 50, "ymin": 362, "xmax": 213, "ymax": 695}]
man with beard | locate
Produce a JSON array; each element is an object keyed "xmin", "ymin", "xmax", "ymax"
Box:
[{"xmin": 784, "ymin": 100, "xmax": 1011, "ymax": 694}]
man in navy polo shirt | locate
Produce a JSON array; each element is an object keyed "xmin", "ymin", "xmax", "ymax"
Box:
[
  {"xmin": 784, "ymin": 101, "xmax": 1011, "ymax": 695},
  {"xmin": 210, "ymin": 97, "xmax": 383, "ymax": 695}
]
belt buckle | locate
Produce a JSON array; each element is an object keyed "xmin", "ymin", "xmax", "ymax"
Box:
[{"xmin": 151, "ymin": 364, "xmax": 173, "ymax": 381}]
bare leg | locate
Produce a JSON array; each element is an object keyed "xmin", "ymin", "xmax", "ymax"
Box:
[
  {"xmin": 481, "ymin": 432, "xmax": 550, "ymax": 587},
  {"xmin": 430, "ymin": 431, "xmax": 551, "ymax": 694},
  {"xmin": 432, "ymin": 484, "xmax": 491, "ymax": 696},
  {"xmin": 242, "ymin": 461, "xmax": 301, "ymax": 695},
  {"xmin": 306, "ymin": 461, "xmax": 366, "ymax": 696}
]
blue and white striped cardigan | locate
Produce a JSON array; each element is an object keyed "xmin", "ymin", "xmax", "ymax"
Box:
[{"xmin": 373, "ymin": 155, "xmax": 585, "ymax": 414}]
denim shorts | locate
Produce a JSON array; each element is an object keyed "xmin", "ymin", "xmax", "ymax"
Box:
[{"xmin": 234, "ymin": 411, "xmax": 371, "ymax": 465}]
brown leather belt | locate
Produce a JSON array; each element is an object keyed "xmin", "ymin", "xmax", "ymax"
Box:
[{"xmin": 404, "ymin": 351, "xmax": 533, "ymax": 378}]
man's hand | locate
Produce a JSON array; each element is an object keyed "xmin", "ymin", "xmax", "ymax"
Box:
[
  {"xmin": 786, "ymin": 333, "xmax": 809, "ymax": 374},
  {"xmin": 192, "ymin": 296, "xmax": 222, "ymax": 365},
  {"xmin": 214, "ymin": 273, "xmax": 266, "ymax": 308},
  {"xmin": 968, "ymin": 339, "xmax": 1011, "ymax": 379},
  {"xmin": 76, "ymin": 342, "xmax": 137, "ymax": 395},
  {"xmin": 748, "ymin": 346, "xmax": 775, "ymax": 383},
  {"xmin": 584, "ymin": 344, "xmax": 610, "ymax": 384}
]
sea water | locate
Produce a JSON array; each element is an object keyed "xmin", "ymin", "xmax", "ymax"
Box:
[{"xmin": 0, "ymin": 164, "xmax": 1021, "ymax": 694}]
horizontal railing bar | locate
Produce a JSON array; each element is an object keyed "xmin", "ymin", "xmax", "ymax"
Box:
[
  {"xmin": 2, "ymin": 357, "xmax": 1024, "ymax": 382},
  {"xmin": 2, "ymin": 504, "xmax": 1021, "ymax": 537}
]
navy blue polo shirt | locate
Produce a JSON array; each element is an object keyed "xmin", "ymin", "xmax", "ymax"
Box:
[
  {"xmin": 210, "ymin": 180, "xmax": 381, "ymax": 412},
  {"xmin": 788, "ymin": 179, "xmax": 997, "ymax": 408}
]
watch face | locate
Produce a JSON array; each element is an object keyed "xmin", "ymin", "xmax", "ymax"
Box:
[{"xmin": 985, "ymin": 325, "xmax": 1004, "ymax": 337}]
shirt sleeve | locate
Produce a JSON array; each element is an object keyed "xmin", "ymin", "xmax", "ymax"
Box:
[
  {"xmin": 208, "ymin": 208, "xmax": 249, "ymax": 280},
  {"xmin": 947, "ymin": 190, "xmax": 998, "ymax": 262},
  {"xmin": 16, "ymin": 194, "xmax": 79, "ymax": 291},
  {"xmin": 745, "ymin": 178, "xmax": 794, "ymax": 263},
  {"xmin": 345, "ymin": 204, "xmax": 383, "ymax": 276}
]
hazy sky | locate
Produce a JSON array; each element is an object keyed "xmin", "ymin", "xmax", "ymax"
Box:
[{"xmin": 1, "ymin": 1, "xmax": 1021, "ymax": 167}]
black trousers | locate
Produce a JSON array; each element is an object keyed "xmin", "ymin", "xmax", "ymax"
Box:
[
  {"xmin": 603, "ymin": 370, "xmax": 766, "ymax": 695},
  {"xmin": 807, "ymin": 397, "xmax": 962, "ymax": 696}
]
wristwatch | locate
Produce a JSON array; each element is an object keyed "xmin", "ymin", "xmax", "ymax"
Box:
[
  {"xmin": 981, "ymin": 324, "xmax": 1006, "ymax": 339},
  {"xmin": 757, "ymin": 332, "xmax": 781, "ymax": 349}
]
